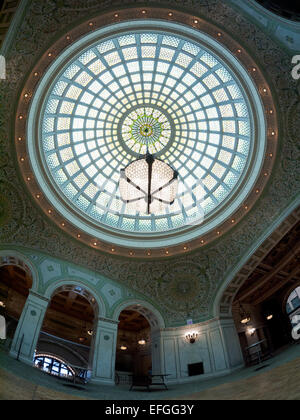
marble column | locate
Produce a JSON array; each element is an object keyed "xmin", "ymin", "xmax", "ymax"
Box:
[
  {"xmin": 9, "ymin": 291, "xmax": 49, "ymax": 365},
  {"xmin": 91, "ymin": 316, "xmax": 119, "ymax": 385}
]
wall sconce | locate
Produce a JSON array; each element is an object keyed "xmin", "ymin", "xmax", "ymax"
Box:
[
  {"xmin": 266, "ymin": 314, "xmax": 273, "ymax": 321},
  {"xmin": 87, "ymin": 329, "xmax": 93, "ymax": 336},
  {"xmin": 120, "ymin": 345, "xmax": 128, "ymax": 351},
  {"xmin": 0, "ymin": 301, "xmax": 6, "ymax": 308},
  {"xmin": 138, "ymin": 339, "xmax": 146, "ymax": 346},
  {"xmin": 185, "ymin": 332, "xmax": 198, "ymax": 344}
]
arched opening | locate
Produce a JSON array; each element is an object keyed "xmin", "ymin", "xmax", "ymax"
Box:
[
  {"xmin": 34, "ymin": 353, "xmax": 75, "ymax": 380},
  {"xmin": 115, "ymin": 307, "xmax": 152, "ymax": 382},
  {"xmin": 229, "ymin": 220, "xmax": 300, "ymax": 366},
  {"xmin": 0, "ymin": 264, "xmax": 32, "ymax": 348},
  {"xmin": 36, "ymin": 285, "xmax": 98, "ymax": 380}
]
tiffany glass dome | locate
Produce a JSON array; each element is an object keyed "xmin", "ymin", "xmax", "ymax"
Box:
[{"xmin": 28, "ymin": 20, "xmax": 266, "ymax": 249}]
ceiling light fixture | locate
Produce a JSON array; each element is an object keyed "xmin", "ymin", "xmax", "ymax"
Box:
[
  {"xmin": 247, "ymin": 327, "xmax": 256, "ymax": 336},
  {"xmin": 119, "ymin": 137, "xmax": 179, "ymax": 214},
  {"xmin": 239, "ymin": 301, "xmax": 251, "ymax": 325}
]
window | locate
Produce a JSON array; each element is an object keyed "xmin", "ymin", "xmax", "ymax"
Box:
[
  {"xmin": 34, "ymin": 355, "xmax": 74, "ymax": 379},
  {"xmin": 40, "ymin": 31, "xmax": 253, "ymax": 234}
]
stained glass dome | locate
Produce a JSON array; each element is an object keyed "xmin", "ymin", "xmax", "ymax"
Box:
[{"xmin": 29, "ymin": 20, "xmax": 266, "ymax": 248}]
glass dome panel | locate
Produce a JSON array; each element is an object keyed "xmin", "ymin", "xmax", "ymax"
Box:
[{"xmin": 41, "ymin": 31, "xmax": 253, "ymax": 234}]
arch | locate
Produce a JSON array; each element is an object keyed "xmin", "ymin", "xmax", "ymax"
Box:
[
  {"xmin": 43, "ymin": 278, "xmax": 106, "ymax": 318},
  {"xmin": 112, "ymin": 299, "xmax": 165, "ymax": 330},
  {"xmin": 0, "ymin": 250, "xmax": 39, "ymax": 292},
  {"xmin": 214, "ymin": 204, "xmax": 300, "ymax": 319},
  {"xmin": 34, "ymin": 352, "xmax": 76, "ymax": 377}
]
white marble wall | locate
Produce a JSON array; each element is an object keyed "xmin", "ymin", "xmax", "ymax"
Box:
[{"xmin": 156, "ymin": 318, "xmax": 244, "ymax": 384}]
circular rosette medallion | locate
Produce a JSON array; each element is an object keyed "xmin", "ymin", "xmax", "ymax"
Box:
[
  {"xmin": 158, "ymin": 264, "xmax": 211, "ymax": 313},
  {"xmin": 120, "ymin": 106, "xmax": 173, "ymax": 156}
]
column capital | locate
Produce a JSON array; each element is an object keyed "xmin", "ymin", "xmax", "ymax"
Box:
[{"xmin": 97, "ymin": 316, "xmax": 119, "ymax": 326}]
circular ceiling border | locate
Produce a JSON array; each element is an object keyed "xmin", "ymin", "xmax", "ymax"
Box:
[{"xmin": 15, "ymin": 7, "xmax": 278, "ymax": 259}]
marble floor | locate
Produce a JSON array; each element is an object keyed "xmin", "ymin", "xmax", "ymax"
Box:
[{"xmin": 0, "ymin": 343, "xmax": 300, "ymax": 400}]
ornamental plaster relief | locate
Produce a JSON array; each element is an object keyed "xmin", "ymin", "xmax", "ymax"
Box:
[
  {"xmin": 39, "ymin": 259, "xmax": 62, "ymax": 284},
  {"xmin": 100, "ymin": 284, "xmax": 122, "ymax": 308}
]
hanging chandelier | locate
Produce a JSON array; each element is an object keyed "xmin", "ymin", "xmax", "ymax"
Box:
[
  {"xmin": 119, "ymin": 148, "xmax": 179, "ymax": 215},
  {"xmin": 239, "ymin": 301, "xmax": 251, "ymax": 325}
]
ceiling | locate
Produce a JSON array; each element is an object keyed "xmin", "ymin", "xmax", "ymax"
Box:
[
  {"xmin": 16, "ymin": 6, "xmax": 277, "ymax": 259},
  {"xmin": 234, "ymin": 221, "xmax": 300, "ymax": 306},
  {"xmin": 48, "ymin": 291, "xmax": 95, "ymax": 323},
  {"xmin": 38, "ymin": 29, "xmax": 253, "ymax": 240}
]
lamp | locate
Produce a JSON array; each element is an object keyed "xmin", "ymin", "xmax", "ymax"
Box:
[
  {"xmin": 120, "ymin": 332, "xmax": 128, "ymax": 351},
  {"xmin": 247, "ymin": 327, "xmax": 256, "ymax": 336},
  {"xmin": 138, "ymin": 339, "xmax": 146, "ymax": 346},
  {"xmin": 185, "ymin": 332, "xmax": 198, "ymax": 344},
  {"xmin": 239, "ymin": 301, "xmax": 251, "ymax": 325},
  {"xmin": 119, "ymin": 149, "xmax": 179, "ymax": 215}
]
